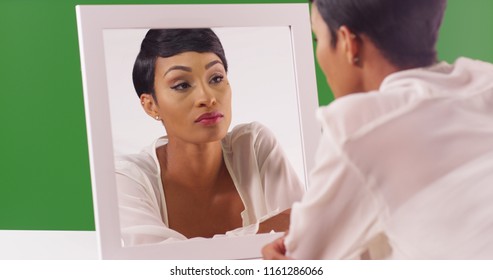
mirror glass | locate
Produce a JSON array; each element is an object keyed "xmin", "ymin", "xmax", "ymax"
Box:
[{"xmin": 103, "ymin": 27, "xmax": 305, "ymax": 182}]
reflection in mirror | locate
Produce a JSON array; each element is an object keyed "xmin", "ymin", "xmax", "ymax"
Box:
[
  {"xmin": 103, "ymin": 27, "xmax": 306, "ymax": 246},
  {"xmin": 76, "ymin": 3, "xmax": 319, "ymax": 259}
]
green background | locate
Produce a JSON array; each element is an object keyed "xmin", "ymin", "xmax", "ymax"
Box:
[{"xmin": 1, "ymin": 0, "xmax": 492, "ymax": 231}]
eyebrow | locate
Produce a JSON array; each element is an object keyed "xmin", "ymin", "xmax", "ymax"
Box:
[
  {"xmin": 205, "ymin": 60, "xmax": 223, "ymax": 70},
  {"xmin": 163, "ymin": 60, "xmax": 223, "ymax": 77},
  {"xmin": 163, "ymin": 65, "xmax": 192, "ymax": 77}
]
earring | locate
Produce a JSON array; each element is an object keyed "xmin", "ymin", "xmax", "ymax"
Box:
[
  {"xmin": 353, "ymin": 57, "xmax": 360, "ymax": 64},
  {"xmin": 155, "ymin": 115, "xmax": 160, "ymax": 120}
]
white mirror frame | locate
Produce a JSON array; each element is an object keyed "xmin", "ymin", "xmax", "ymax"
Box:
[{"xmin": 76, "ymin": 3, "xmax": 319, "ymax": 259}]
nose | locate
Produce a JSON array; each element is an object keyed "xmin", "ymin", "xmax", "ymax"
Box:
[{"xmin": 195, "ymin": 83, "xmax": 217, "ymax": 107}]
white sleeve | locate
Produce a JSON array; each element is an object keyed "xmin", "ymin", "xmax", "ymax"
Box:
[
  {"xmin": 284, "ymin": 127, "xmax": 385, "ymax": 259},
  {"xmin": 115, "ymin": 162, "xmax": 186, "ymax": 246},
  {"xmin": 254, "ymin": 123, "xmax": 306, "ymax": 213},
  {"xmin": 220, "ymin": 122, "xmax": 306, "ymax": 236}
]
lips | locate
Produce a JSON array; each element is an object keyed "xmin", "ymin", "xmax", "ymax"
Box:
[{"xmin": 195, "ymin": 111, "xmax": 224, "ymax": 124}]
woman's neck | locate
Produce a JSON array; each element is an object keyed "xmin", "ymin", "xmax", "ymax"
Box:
[
  {"xmin": 157, "ymin": 139, "xmax": 225, "ymax": 192},
  {"xmin": 358, "ymin": 34, "xmax": 402, "ymax": 92},
  {"xmin": 157, "ymin": 138, "xmax": 244, "ymax": 238}
]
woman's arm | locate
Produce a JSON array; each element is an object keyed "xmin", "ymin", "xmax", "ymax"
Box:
[
  {"xmin": 283, "ymin": 121, "xmax": 384, "ymax": 259},
  {"xmin": 115, "ymin": 161, "xmax": 187, "ymax": 246},
  {"xmin": 251, "ymin": 122, "xmax": 306, "ymax": 233},
  {"xmin": 254, "ymin": 122, "xmax": 306, "ymax": 213},
  {"xmin": 257, "ymin": 209, "xmax": 291, "ymax": 234}
]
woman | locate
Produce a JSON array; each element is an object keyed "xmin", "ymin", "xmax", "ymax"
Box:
[
  {"xmin": 116, "ymin": 28, "xmax": 305, "ymax": 246},
  {"xmin": 263, "ymin": 0, "xmax": 493, "ymax": 259}
]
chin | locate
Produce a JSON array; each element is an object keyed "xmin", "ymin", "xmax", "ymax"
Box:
[{"xmin": 197, "ymin": 125, "xmax": 229, "ymax": 143}]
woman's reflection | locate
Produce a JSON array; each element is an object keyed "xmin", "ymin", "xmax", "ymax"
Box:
[{"xmin": 115, "ymin": 28, "xmax": 305, "ymax": 246}]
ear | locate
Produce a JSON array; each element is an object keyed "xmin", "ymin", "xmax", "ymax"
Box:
[
  {"xmin": 338, "ymin": 25, "xmax": 361, "ymax": 66},
  {"xmin": 140, "ymin": 93, "xmax": 161, "ymax": 120}
]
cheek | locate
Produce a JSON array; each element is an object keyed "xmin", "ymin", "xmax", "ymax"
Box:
[
  {"xmin": 157, "ymin": 96, "xmax": 188, "ymax": 125},
  {"xmin": 316, "ymin": 45, "xmax": 335, "ymax": 84},
  {"xmin": 316, "ymin": 44, "xmax": 331, "ymax": 76},
  {"xmin": 316, "ymin": 45, "xmax": 347, "ymax": 98},
  {"xmin": 222, "ymin": 89, "xmax": 232, "ymax": 123}
]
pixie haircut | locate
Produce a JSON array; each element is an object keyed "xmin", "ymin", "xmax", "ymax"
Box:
[
  {"xmin": 312, "ymin": 0, "xmax": 447, "ymax": 69},
  {"xmin": 132, "ymin": 28, "xmax": 228, "ymax": 98}
]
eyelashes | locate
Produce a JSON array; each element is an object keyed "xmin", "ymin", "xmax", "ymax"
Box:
[
  {"xmin": 209, "ymin": 74, "xmax": 224, "ymax": 84},
  {"xmin": 170, "ymin": 82, "xmax": 191, "ymax": 91},
  {"xmin": 169, "ymin": 74, "xmax": 225, "ymax": 92}
]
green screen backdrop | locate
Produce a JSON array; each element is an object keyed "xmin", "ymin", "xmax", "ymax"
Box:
[{"xmin": 0, "ymin": 0, "xmax": 492, "ymax": 231}]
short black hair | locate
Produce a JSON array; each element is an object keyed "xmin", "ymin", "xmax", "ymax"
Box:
[
  {"xmin": 312, "ymin": 0, "xmax": 447, "ymax": 69},
  {"xmin": 132, "ymin": 28, "xmax": 228, "ymax": 98}
]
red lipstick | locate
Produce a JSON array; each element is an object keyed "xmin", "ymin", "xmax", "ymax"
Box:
[{"xmin": 195, "ymin": 111, "xmax": 224, "ymax": 125}]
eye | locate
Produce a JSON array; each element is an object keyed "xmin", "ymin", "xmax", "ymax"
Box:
[
  {"xmin": 170, "ymin": 82, "xmax": 191, "ymax": 91},
  {"xmin": 209, "ymin": 74, "xmax": 224, "ymax": 85}
]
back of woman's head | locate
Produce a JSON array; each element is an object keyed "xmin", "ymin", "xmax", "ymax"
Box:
[
  {"xmin": 133, "ymin": 28, "xmax": 228, "ymax": 98},
  {"xmin": 313, "ymin": 0, "xmax": 447, "ymax": 69}
]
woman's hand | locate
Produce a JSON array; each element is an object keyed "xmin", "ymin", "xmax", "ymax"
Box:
[
  {"xmin": 257, "ymin": 209, "xmax": 291, "ymax": 233},
  {"xmin": 262, "ymin": 236, "xmax": 291, "ymax": 260}
]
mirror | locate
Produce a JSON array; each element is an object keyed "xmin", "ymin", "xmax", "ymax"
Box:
[{"xmin": 76, "ymin": 3, "xmax": 319, "ymax": 259}]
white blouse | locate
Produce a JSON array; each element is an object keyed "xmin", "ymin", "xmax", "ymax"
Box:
[
  {"xmin": 115, "ymin": 122, "xmax": 305, "ymax": 246},
  {"xmin": 286, "ymin": 57, "xmax": 493, "ymax": 259}
]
